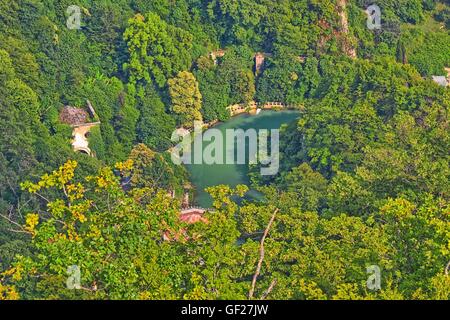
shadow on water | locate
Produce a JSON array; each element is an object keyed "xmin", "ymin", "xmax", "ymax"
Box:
[{"xmin": 185, "ymin": 110, "xmax": 300, "ymax": 208}]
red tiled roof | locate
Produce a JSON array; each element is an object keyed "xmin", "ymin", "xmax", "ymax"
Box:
[
  {"xmin": 162, "ymin": 209, "xmax": 208, "ymax": 242},
  {"xmin": 180, "ymin": 211, "xmax": 208, "ymax": 224}
]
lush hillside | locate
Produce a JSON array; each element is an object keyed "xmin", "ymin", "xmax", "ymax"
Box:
[{"xmin": 0, "ymin": 0, "xmax": 449, "ymax": 300}]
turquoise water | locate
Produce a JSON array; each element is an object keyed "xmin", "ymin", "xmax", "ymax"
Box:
[{"xmin": 185, "ymin": 110, "xmax": 300, "ymax": 207}]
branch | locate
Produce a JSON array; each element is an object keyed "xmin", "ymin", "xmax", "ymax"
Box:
[
  {"xmin": 62, "ymin": 184, "xmax": 72, "ymax": 207},
  {"xmin": 0, "ymin": 213, "xmax": 25, "ymax": 230},
  {"xmin": 107, "ymin": 193, "xmax": 112, "ymax": 214},
  {"xmin": 0, "ymin": 213, "xmax": 32, "ymax": 235},
  {"xmin": 445, "ymin": 260, "xmax": 450, "ymax": 276},
  {"xmin": 34, "ymin": 192, "xmax": 50, "ymax": 203},
  {"xmin": 7, "ymin": 228, "xmax": 32, "ymax": 235},
  {"xmin": 249, "ymin": 208, "xmax": 279, "ymax": 299},
  {"xmin": 0, "ymin": 153, "xmax": 18, "ymax": 197},
  {"xmin": 260, "ymin": 278, "xmax": 277, "ymax": 300},
  {"xmin": 16, "ymin": 198, "xmax": 33, "ymax": 219}
]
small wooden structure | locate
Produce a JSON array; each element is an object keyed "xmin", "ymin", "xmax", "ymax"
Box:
[
  {"xmin": 254, "ymin": 52, "xmax": 266, "ymax": 75},
  {"xmin": 210, "ymin": 49, "xmax": 227, "ymax": 65},
  {"xmin": 59, "ymin": 101, "xmax": 100, "ymax": 156}
]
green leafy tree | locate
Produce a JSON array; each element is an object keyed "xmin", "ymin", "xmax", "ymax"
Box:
[
  {"xmin": 128, "ymin": 143, "xmax": 188, "ymax": 194},
  {"xmin": 168, "ymin": 71, "xmax": 203, "ymax": 127},
  {"xmin": 195, "ymin": 56, "xmax": 231, "ymax": 122},
  {"xmin": 136, "ymin": 86, "xmax": 176, "ymax": 151},
  {"xmin": 123, "ymin": 12, "xmax": 193, "ymax": 87}
]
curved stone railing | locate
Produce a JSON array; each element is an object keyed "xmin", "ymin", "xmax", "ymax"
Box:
[
  {"xmin": 181, "ymin": 207, "xmax": 204, "ymax": 213},
  {"xmin": 227, "ymin": 101, "xmax": 303, "ymax": 117},
  {"xmin": 167, "ymin": 101, "xmax": 304, "ymax": 154}
]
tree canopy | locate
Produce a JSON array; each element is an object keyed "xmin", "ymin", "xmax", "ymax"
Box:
[{"xmin": 0, "ymin": 0, "xmax": 449, "ymax": 301}]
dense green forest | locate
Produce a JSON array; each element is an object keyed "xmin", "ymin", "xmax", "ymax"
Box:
[{"xmin": 0, "ymin": 0, "xmax": 449, "ymax": 300}]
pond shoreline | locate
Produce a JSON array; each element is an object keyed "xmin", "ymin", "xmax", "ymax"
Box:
[{"xmin": 184, "ymin": 110, "xmax": 301, "ymax": 207}]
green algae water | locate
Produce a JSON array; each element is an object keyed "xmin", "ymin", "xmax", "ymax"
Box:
[{"xmin": 185, "ymin": 110, "xmax": 300, "ymax": 207}]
